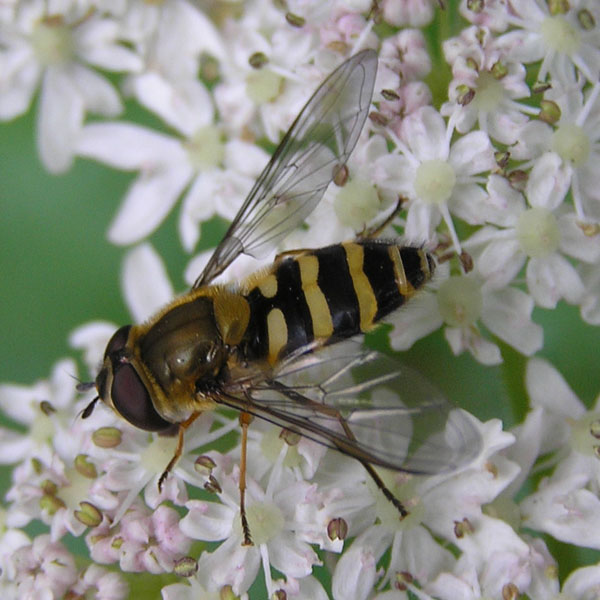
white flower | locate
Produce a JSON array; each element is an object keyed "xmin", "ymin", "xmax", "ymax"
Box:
[
  {"xmin": 391, "ymin": 267, "xmax": 543, "ymax": 364},
  {"xmin": 76, "ymin": 114, "xmax": 269, "ymax": 247},
  {"xmin": 0, "ymin": 358, "xmax": 83, "ymax": 464},
  {"xmin": 578, "ymin": 260, "xmax": 600, "ymax": 325},
  {"xmin": 331, "ymin": 418, "xmax": 516, "ymax": 600},
  {"xmin": 426, "ymin": 529, "xmax": 558, "ymax": 600},
  {"xmin": 442, "ymin": 25, "xmax": 533, "ymax": 144},
  {"xmin": 120, "ymin": 0, "xmax": 226, "ymax": 132},
  {"xmin": 212, "ymin": 9, "xmax": 318, "ymax": 142},
  {"xmin": 512, "ymin": 77, "xmax": 600, "ymax": 223},
  {"xmin": 380, "ymin": 106, "xmax": 496, "ymax": 253},
  {"xmin": 469, "ymin": 161, "xmax": 600, "ymax": 308},
  {"xmin": 180, "ymin": 461, "xmax": 321, "ymax": 596},
  {"xmin": 559, "ymin": 564, "xmax": 600, "ymax": 599},
  {"xmin": 497, "ymin": 0, "xmax": 600, "ymax": 84},
  {"xmin": 0, "ymin": 0, "xmax": 141, "ymax": 172},
  {"xmin": 519, "ymin": 357, "xmax": 600, "ymax": 549}
]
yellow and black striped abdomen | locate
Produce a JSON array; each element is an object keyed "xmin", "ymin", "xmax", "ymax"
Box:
[{"xmin": 242, "ymin": 241, "xmax": 435, "ymax": 363}]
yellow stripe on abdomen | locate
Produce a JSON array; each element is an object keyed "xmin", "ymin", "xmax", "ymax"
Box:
[
  {"xmin": 297, "ymin": 254, "xmax": 334, "ymax": 339},
  {"xmin": 343, "ymin": 242, "xmax": 377, "ymax": 332},
  {"xmin": 266, "ymin": 308, "xmax": 287, "ymax": 364}
]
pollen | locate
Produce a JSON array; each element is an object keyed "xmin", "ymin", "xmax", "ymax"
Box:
[
  {"xmin": 437, "ymin": 276, "xmax": 483, "ymax": 327},
  {"xmin": 540, "ymin": 15, "xmax": 581, "ymax": 56},
  {"xmin": 32, "ymin": 20, "xmax": 74, "ymax": 66},
  {"xmin": 569, "ymin": 412, "xmax": 600, "ymax": 457},
  {"xmin": 184, "ymin": 126, "xmax": 225, "ymax": 170},
  {"xmin": 246, "ymin": 69, "xmax": 284, "ymax": 104},
  {"xmin": 414, "ymin": 159, "xmax": 456, "ymax": 205},
  {"xmin": 551, "ymin": 124, "xmax": 591, "ymax": 167},
  {"xmin": 516, "ymin": 207, "xmax": 561, "ymax": 258},
  {"xmin": 472, "ymin": 71, "xmax": 505, "ymax": 112},
  {"xmin": 334, "ymin": 178, "xmax": 381, "ymax": 229},
  {"xmin": 244, "ymin": 501, "xmax": 285, "ymax": 545},
  {"xmin": 141, "ymin": 435, "xmax": 178, "ymax": 475},
  {"xmin": 56, "ymin": 468, "xmax": 94, "ymax": 512}
]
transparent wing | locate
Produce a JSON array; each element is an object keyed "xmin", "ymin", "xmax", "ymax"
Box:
[
  {"xmin": 194, "ymin": 49, "xmax": 377, "ymax": 287},
  {"xmin": 219, "ymin": 341, "xmax": 483, "ymax": 475}
]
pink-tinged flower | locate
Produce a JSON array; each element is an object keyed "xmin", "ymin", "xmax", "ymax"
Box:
[
  {"xmin": 0, "ymin": 0, "xmax": 141, "ymax": 172},
  {"xmin": 442, "ymin": 25, "xmax": 533, "ymax": 145},
  {"xmin": 378, "ymin": 80, "xmax": 433, "ymax": 136},
  {"xmin": 380, "ymin": 0, "xmax": 436, "ymax": 27},
  {"xmin": 7, "ymin": 534, "xmax": 77, "ymax": 599},
  {"xmin": 459, "ymin": 0, "xmax": 511, "ymax": 32},
  {"xmin": 68, "ymin": 564, "xmax": 128, "ymax": 600},
  {"xmin": 0, "ymin": 526, "xmax": 30, "ymax": 598},
  {"xmin": 497, "ymin": 0, "xmax": 600, "ymax": 84},
  {"xmin": 380, "ymin": 30, "xmax": 432, "ymax": 83},
  {"xmin": 6, "ymin": 448, "xmax": 117, "ymax": 541},
  {"xmin": 88, "ymin": 501, "xmax": 191, "ymax": 574},
  {"xmin": 319, "ymin": 11, "xmax": 378, "ymax": 53}
]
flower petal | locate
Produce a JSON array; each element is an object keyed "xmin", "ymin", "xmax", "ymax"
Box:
[
  {"xmin": 108, "ymin": 165, "xmax": 192, "ymax": 245},
  {"xmin": 38, "ymin": 68, "xmax": 84, "ymax": 173},
  {"xmin": 122, "ymin": 244, "xmax": 173, "ymax": 323},
  {"xmin": 481, "ymin": 287, "xmax": 543, "ymax": 355}
]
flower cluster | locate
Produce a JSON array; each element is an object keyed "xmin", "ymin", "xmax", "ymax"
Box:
[{"xmin": 1, "ymin": 0, "xmax": 600, "ymax": 598}]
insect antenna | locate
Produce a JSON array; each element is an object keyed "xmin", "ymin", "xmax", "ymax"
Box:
[
  {"xmin": 81, "ymin": 396, "xmax": 100, "ymax": 419},
  {"xmin": 75, "ymin": 380, "xmax": 96, "ymax": 393}
]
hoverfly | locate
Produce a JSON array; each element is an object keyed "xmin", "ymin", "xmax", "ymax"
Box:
[{"xmin": 83, "ymin": 49, "xmax": 482, "ymax": 545}]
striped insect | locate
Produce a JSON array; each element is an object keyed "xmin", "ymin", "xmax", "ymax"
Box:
[{"xmin": 82, "ymin": 49, "xmax": 481, "ymax": 545}]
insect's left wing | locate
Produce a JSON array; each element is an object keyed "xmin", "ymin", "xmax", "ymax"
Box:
[
  {"xmin": 194, "ymin": 49, "xmax": 378, "ymax": 288},
  {"xmin": 218, "ymin": 342, "xmax": 483, "ymax": 476}
]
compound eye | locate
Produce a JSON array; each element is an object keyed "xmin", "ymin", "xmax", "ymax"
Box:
[
  {"xmin": 111, "ymin": 362, "xmax": 171, "ymax": 432},
  {"xmin": 105, "ymin": 325, "xmax": 132, "ymax": 358}
]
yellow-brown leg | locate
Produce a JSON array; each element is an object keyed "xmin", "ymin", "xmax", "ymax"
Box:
[
  {"xmin": 357, "ymin": 196, "xmax": 406, "ymax": 240},
  {"xmin": 239, "ymin": 412, "xmax": 254, "ymax": 546},
  {"xmin": 158, "ymin": 412, "xmax": 202, "ymax": 491}
]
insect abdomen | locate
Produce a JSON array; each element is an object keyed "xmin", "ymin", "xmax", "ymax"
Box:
[{"xmin": 243, "ymin": 241, "xmax": 434, "ymax": 363}]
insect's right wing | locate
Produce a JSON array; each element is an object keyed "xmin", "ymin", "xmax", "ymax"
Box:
[
  {"xmin": 219, "ymin": 342, "xmax": 483, "ymax": 476},
  {"xmin": 194, "ymin": 49, "xmax": 378, "ymax": 288}
]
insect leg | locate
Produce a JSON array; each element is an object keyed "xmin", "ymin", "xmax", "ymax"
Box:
[
  {"xmin": 266, "ymin": 380, "xmax": 409, "ymax": 519},
  {"xmin": 158, "ymin": 411, "xmax": 202, "ymax": 491},
  {"xmin": 239, "ymin": 411, "xmax": 254, "ymax": 546},
  {"xmin": 357, "ymin": 195, "xmax": 406, "ymax": 240},
  {"xmin": 333, "ymin": 411, "xmax": 409, "ymax": 519}
]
